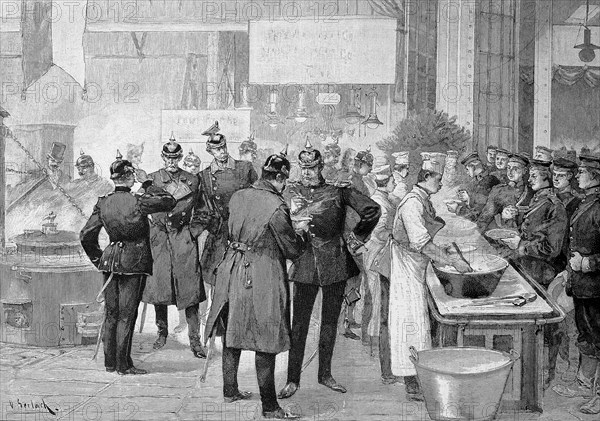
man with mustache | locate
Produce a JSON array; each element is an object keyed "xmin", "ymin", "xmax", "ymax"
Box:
[
  {"xmin": 142, "ymin": 135, "xmax": 207, "ymax": 359},
  {"xmin": 278, "ymin": 139, "xmax": 381, "ymax": 399}
]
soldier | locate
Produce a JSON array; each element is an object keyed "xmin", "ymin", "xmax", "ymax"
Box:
[
  {"xmin": 486, "ymin": 145, "xmax": 498, "ymax": 172},
  {"xmin": 74, "ymin": 150, "xmax": 97, "ymax": 181},
  {"xmin": 447, "ymin": 152, "xmax": 500, "ymax": 220},
  {"xmin": 278, "ymin": 140, "xmax": 380, "ymax": 399},
  {"xmin": 322, "ymin": 138, "xmax": 342, "ymax": 182},
  {"xmin": 198, "ymin": 122, "xmax": 258, "ymax": 289},
  {"xmin": 142, "ymin": 135, "xmax": 207, "ymax": 358},
  {"xmin": 491, "ymin": 148, "xmax": 510, "ymax": 184},
  {"xmin": 477, "ymin": 153, "xmax": 534, "ymax": 232},
  {"xmin": 238, "ymin": 132, "xmax": 258, "ymax": 171},
  {"xmin": 80, "ymin": 152, "xmax": 176, "ymax": 375},
  {"xmin": 500, "ymin": 159, "xmax": 569, "ymax": 388},
  {"xmin": 565, "ymin": 154, "xmax": 600, "ymax": 415},
  {"xmin": 171, "ymin": 150, "xmax": 203, "ymax": 335},
  {"xmin": 390, "ymin": 151, "xmax": 410, "ymax": 205},
  {"xmin": 205, "ymin": 149, "xmax": 308, "ymax": 420}
]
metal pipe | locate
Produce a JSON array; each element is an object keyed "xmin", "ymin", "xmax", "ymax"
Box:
[{"xmin": 0, "ymin": 107, "xmax": 9, "ymax": 250}]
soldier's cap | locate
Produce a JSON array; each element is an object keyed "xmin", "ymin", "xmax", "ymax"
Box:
[
  {"xmin": 446, "ymin": 150, "xmax": 459, "ymax": 157},
  {"xmin": 110, "ymin": 150, "xmax": 135, "ymax": 180},
  {"xmin": 355, "ymin": 146, "xmax": 374, "ymax": 166},
  {"xmin": 47, "ymin": 142, "xmax": 67, "ymax": 162},
  {"xmin": 579, "ymin": 153, "xmax": 600, "ymax": 170},
  {"xmin": 529, "ymin": 158, "xmax": 552, "ymax": 170},
  {"xmin": 507, "ymin": 153, "xmax": 529, "ymax": 167},
  {"xmin": 535, "ymin": 145, "xmax": 554, "ymax": 155},
  {"xmin": 263, "ymin": 145, "xmax": 291, "ymax": 177},
  {"xmin": 203, "ymin": 121, "xmax": 226, "ymax": 149},
  {"xmin": 495, "ymin": 148, "xmax": 510, "ymax": 157},
  {"xmin": 460, "ymin": 152, "xmax": 481, "ymax": 167},
  {"xmin": 183, "ymin": 150, "xmax": 201, "ymax": 166},
  {"xmin": 298, "ymin": 138, "xmax": 323, "ymax": 169},
  {"xmin": 392, "ymin": 151, "xmax": 410, "ymax": 166},
  {"xmin": 162, "ymin": 133, "xmax": 183, "ymax": 158},
  {"xmin": 534, "ymin": 146, "xmax": 554, "ymax": 163},
  {"xmin": 487, "ymin": 145, "xmax": 498, "ymax": 151},
  {"xmin": 75, "ymin": 149, "xmax": 94, "ymax": 168},
  {"xmin": 552, "ymin": 157, "xmax": 578, "ymax": 173}
]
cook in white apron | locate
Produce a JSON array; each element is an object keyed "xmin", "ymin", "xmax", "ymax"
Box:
[{"xmin": 385, "ymin": 155, "xmax": 472, "ymax": 399}]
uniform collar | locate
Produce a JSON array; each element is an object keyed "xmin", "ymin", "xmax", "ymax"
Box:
[
  {"xmin": 114, "ymin": 186, "xmax": 131, "ymax": 193},
  {"xmin": 584, "ymin": 185, "xmax": 600, "ymax": 197},
  {"xmin": 252, "ymin": 179, "xmax": 281, "ymax": 196},
  {"xmin": 475, "ymin": 169, "xmax": 489, "ymax": 181},
  {"xmin": 210, "ymin": 156, "xmax": 235, "ymax": 174},
  {"xmin": 508, "ymin": 179, "xmax": 526, "ymax": 190},
  {"xmin": 533, "ymin": 186, "xmax": 553, "ymax": 199},
  {"xmin": 159, "ymin": 168, "xmax": 181, "ymax": 183}
]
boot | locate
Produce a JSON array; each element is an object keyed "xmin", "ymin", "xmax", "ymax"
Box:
[
  {"xmin": 153, "ymin": 334, "xmax": 167, "ymax": 350},
  {"xmin": 173, "ymin": 309, "xmax": 187, "ymax": 333},
  {"xmin": 189, "ymin": 335, "xmax": 206, "ymax": 359}
]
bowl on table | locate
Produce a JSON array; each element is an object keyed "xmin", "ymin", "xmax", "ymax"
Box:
[
  {"xmin": 432, "ymin": 253, "xmax": 509, "ymax": 298},
  {"xmin": 484, "ymin": 229, "xmax": 519, "ymax": 247}
]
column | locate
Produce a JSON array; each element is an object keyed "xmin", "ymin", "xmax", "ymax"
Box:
[{"xmin": 533, "ymin": 0, "xmax": 552, "ymax": 149}]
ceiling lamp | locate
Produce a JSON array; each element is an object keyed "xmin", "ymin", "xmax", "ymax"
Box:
[
  {"xmin": 339, "ymin": 86, "xmax": 365, "ymax": 125},
  {"xmin": 361, "ymin": 87, "xmax": 383, "ymax": 129},
  {"xmin": 288, "ymin": 86, "xmax": 313, "ymax": 123},
  {"xmin": 266, "ymin": 87, "xmax": 283, "ymax": 129},
  {"xmin": 575, "ymin": 0, "xmax": 600, "ymax": 63}
]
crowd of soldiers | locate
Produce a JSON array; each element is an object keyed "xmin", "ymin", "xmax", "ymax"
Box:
[{"xmin": 78, "ymin": 124, "xmax": 600, "ymax": 418}]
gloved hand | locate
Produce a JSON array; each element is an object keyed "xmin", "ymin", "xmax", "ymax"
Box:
[{"xmin": 569, "ymin": 252, "xmax": 583, "ymax": 271}]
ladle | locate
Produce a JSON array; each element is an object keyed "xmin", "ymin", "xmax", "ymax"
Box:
[{"xmin": 464, "ymin": 292, "xmax": 538, "ymax": 307}]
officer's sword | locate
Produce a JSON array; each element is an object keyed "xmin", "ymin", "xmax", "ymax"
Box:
[{"xmin": 92, "ymin": 272, "xmax": 114, "ymax": 361}]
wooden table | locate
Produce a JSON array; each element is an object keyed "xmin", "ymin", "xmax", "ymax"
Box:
[{"xmin": 425, "ymin": 214, "xmax": 565, "ymax": 412}]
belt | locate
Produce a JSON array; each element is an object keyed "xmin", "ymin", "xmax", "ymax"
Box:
[{"xmin": 228, "ymin": 241, "xmax": 252, "ymax": 252}]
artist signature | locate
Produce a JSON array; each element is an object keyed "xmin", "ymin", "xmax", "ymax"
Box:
[{"xmin": 7, "ymin": 398, "xmax": 58, "ymax": 415}]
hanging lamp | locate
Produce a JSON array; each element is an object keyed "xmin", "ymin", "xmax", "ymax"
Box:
[
  {"xmin": 288, "ymin": 86, "xmax": 313, "ymax": 123},
  {"xmin": 575, "ymin": 0, "xmax": 600, "ymax": 63},
  {"xmin": 361, "ymin": 87, "xmax": 383, "ymax": 129}
]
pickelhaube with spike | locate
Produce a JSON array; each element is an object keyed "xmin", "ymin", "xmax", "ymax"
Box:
[
  {"xmin": 239, "ymin": 130, "xmax": 258, "ymax": 154},
  {"xmin": 75, "ymin": 149, "xmax": 94, "ymax": 168},
  {"xmin": 183, "ymin": 150, "xmax": 201, "ymax": 167},
  {"xmin": 298, "ymin": 137, "xmax": 323, "ymax": 169},
  {"xmin": 203, "ymin": 121, "xmax": 226, "ymax": 149},
  {"xmin": 263, "ymin": 144, "xmax": 291, "ymax": 177},
  {"xmin": 110, "ymin": 149, "xmax": 135, "ymax": 180},
  {"xmin": 324, "ymin": 137, "xmax": 342, "ymax": 157},
  {"xmin": 162, "ymin": 132, "xmax": 183, "ymax": 158}
]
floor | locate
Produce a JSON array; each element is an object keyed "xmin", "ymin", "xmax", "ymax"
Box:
[{"xmin": 1, "ymin": 303, "xmax": 598, "ymax": 421}]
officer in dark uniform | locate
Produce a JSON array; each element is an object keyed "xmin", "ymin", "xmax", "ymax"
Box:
[
  {"xmin": 197, "ymin": 122, "xmax": 258, "ymax": 286},
  {"xmin": 477, "ymin": 153, "xmax": 534, "ymax": 232},
  {"xmin": 80, "ymin": 152, "xmax": 176, "ymax": 375},
  {"xmin": 447, "ymin": 152, "xmax": 500, "ymax": 220},
  {"xmin": 567, "ymin": 154, "xmax": 600, "ymax": 415},
  {"xmin": 142, "ymin": 135, "xmax": 207, "ymax": 358},
  {"xmin": 278, "ymin": 140, "xmax": 380, "ymax": 399}
]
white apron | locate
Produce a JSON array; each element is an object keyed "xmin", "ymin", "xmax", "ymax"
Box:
[{"xmin": 389, "ymin": 240, "xmax": 431, "ymax": 376}]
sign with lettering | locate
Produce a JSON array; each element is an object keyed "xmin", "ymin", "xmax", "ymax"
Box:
[
  {"xmin": 249, "ymin": 18, "xmax": 397, "ymax": 84},
  {"xmin": 161, "ymin": 109, "xmax": 252, "ymax": 166}
]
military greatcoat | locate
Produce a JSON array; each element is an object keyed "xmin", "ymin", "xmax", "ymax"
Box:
[
  {"xmin": 142, "ymin": 168, "xmax": 206, "ymax": 310},
  {"xmin": 205, "ymin": 180, "xmax": 307, "ymax": 353},
  {"xmin": 198, "ymin": 157, "xmax": 258, "ymax": 285}
]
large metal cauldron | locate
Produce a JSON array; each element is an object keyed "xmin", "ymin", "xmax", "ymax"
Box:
[
  {"xmin": 410, "ymin": 347, "xmax": 519, "ymax": 421},
  {"xmin": 0, "ymin": 224, "xmax": 103, "ymax": 346}
]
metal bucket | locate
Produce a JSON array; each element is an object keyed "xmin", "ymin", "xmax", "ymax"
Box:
[{"xmin": 409, "ymin": 346, "xmax": 519, "ymax": 421}]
